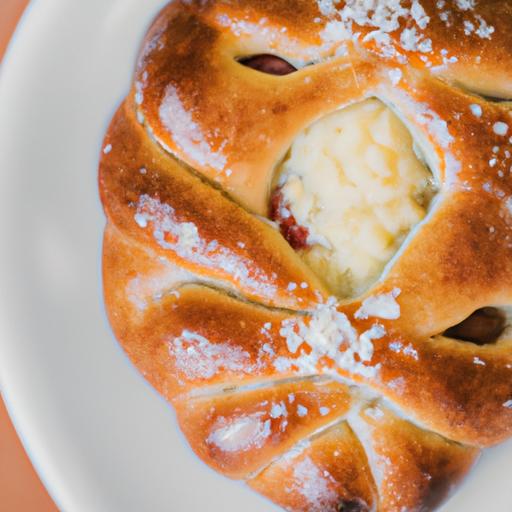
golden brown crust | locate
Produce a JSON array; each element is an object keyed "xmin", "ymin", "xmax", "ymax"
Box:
[
  {"xmin": 102, "ymin": 224, "xmax": 299, "ymax": 400},
  {"xmin": 100, "ymin": 1, "xmax": 512, "ymax": 510},
  {"xmin": 135, "ymin": 2, "xmax": 378, "ymax": 214},
  {"xmin": 104, "ymin": 216, "xmax": 512, "ymax": 448},
  {"xmin": 249, "ymin": 421, "xmax": 378, "ymax": 512},
  {"xmin": 249, "ymin": 405, "xmax": 479, "ymax": 512},
  {"xmin": 175, "ymin": 380, "xmax": 352, "ymax": 479},
  {"xmin": 353, "ymin": 406, "xmax": 479, "ymax": 511},
  {"xmin": 100, "ymin": 101, "xmax": 328, "ymax": 311}
]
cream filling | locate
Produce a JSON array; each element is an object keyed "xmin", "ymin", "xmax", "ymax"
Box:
[{"xmin": 275, "ymin": 98, "xmax": 436, "ymax": 298}]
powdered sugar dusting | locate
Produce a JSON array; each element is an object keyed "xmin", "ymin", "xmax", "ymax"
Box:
[
  {"xmin": 387, "ymin": 88, "xmax": 461, "ymax": 183},
  {"xmin": 462, "ymin": 14, "xmax": 495, "ymax": 39},
  {"xmin": 297, "ymin": 405, "xmax": 309, "ymax": 417},
  {"xmin": 493, "ymin": 122, "xmax": 509, "ymax": 137},
  {"xmin": 216, "ymin": 15, "xmax": 324, "ymax": 62},
  {"xmin": 316, "ymin": 0, "xmax": 494, "ymax": 62},
  {"xmin": 126, "ymin": 263, "xmax": 194, "ymax": 312},
  {"xmin": 388, "ymin": 68, "xmax": 403, "ymax": 85},
  {"xmin": 413, "ymin": 103, "xmax": 454, "ymax": 149},
  {"xmin": 170, "ymin": 330, "xmax": 260, "ymax": 380},
  {"xmin": 135, "ymin": 195, "xmax": 277, "ymax": 297},
  {"xmin": 388, "ymin": 376, "xmax": 407, "ymax": 392},
  {"xmin": 355, "ymin": 288, "xmax": 401, "ymax": 320},
  {"xmin": 388, "ymin": 341, "xmax": 419, "ymax": 360},
  {"xmin": 455, "ymin": 0, "xmax": 476, "ymax": 11},
  {"xmin": 403, "ymin": 344, "xmax": 419, "ymax": 360},
  {"xmin": 318, "ymin": 0, "xmax": 433, "ymax": 61},
  {"xmin": 289, "ymin": 457, "xmax": 337, "ymax": 511},
  {"xmin": 274, "ymin": 298, "xmax": 383, "ymax": 379},
  {"xmin": 270, "ymin": 402, "xmax": 288, "ymax": 419},
  {"xmin": 159, "ymin": 85, "xmax": 227, "ymax": 172},
  {"xmin": 470, "ymin": 104, "xmax": 483, "ymax": 118},
  {"xmin": 207, "ymin": 413, "xmax": 271, "ymax": 453}
]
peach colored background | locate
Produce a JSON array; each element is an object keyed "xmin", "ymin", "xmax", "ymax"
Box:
[{"xmin": 1, "ymin": 1, "xmax": 59, "ymax": 510}]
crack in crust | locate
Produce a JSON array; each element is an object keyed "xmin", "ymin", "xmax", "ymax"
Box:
[{"xmin": 99, "ymin": 1, "xmax": 512, "ymax": 511}]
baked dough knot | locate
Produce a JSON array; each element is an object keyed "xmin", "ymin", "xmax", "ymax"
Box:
[{"xmin": 99, "ymin": 1, "xmax": 512, "ymax": 511}]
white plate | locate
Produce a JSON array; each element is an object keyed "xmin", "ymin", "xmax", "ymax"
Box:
[{"xmin": 0, "ymin": 1, "xmax": 511, "ymax": 511}]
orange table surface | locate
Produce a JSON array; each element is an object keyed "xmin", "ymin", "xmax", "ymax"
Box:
[{"xmin": 1, "ymin": 1, "xmax": 59, "ymax": 510}]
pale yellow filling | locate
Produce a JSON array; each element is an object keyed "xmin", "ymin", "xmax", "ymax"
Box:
[{"xmin": 275, "ymin": 99, "xmax": 436, "ymax": 298}]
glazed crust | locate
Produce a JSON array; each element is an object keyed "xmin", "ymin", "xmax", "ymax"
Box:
[
  {"xmin": 250, "ymin": 407, "xmax": 478, "ymax": 512},
  {"xmin": 100, "ymin": 1, "xmax": 512, "ymax": 511}
]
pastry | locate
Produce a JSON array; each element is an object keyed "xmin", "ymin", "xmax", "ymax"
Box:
[{"xmin": 99, "ymin": 1, "xmax": 512, "ymax": 510}]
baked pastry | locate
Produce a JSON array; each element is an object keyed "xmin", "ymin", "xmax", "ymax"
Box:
[{"xmin": 99, "ymin": 1, "xmax": 512, "ymax": 510}]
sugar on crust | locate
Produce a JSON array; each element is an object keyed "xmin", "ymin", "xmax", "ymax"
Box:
[{"xmin": 99, "ymin": 1, "xmax": 512, "ymax": 511}]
